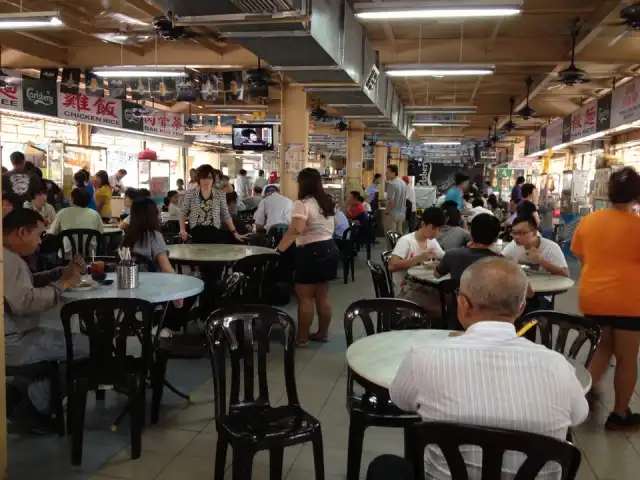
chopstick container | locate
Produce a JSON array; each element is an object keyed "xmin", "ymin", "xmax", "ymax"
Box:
[{"xmin": 117, "ymin": 264, "xmax": 139, "ymax": 289}]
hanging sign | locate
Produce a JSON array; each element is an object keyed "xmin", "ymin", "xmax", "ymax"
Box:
[
  {"xmin": 596, "ymin": 92, "xmax": 612, "ymax": 132},
  {"xmin": 121, "ymin": 100, "xmax": 144, "ymax": 133},
  {"xmin": 57, "ymin": 87, "xmax": 122, "ymax": 127},
  {"xmin": 562, "ymin": 115, "xmax": 572, "ymax": 143},
  {"xmin": 143, "ymin": 110, "xmax": 184, "ymax": 139},
  {"xmin": 545, "ymin": 118, "xmax": 563, "ymax": 148},
  {"xmin": 22, "ymin": 77, "xmax": 57, "ymax": 117},
  {"xmin": 570, "ymin": 100, "xmax": 597, "ymax": 141},
  {"xmin": 527, "ymin": 130, "xmax": 541, "ymax": 154},
  {"xmin": 611, "ymin": 76, "xmax": 640, "ymax": 128},
  {"xmin": 0, "ymin": 82, "xmax": 23, "ymax": 112}
]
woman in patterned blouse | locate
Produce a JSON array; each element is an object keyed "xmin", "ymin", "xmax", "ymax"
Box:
[{"xmin": 179, "ymin": 164, "xmax": 246, "ymax": 244}]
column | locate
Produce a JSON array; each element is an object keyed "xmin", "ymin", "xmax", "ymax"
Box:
[
  {"xmin": 279, "ymin": 84, "xmax": 309, "ymax": 200},
  {"xmin": 0, "ymin": 200, "xmax": 5, "ymax": 479},
  {"xmin": 374, "ymin": 141, "xmax": 388, "ymax": 198},
  {"xmin": 346, "ymin": 122, "xmax": 364, "ymax": 196}
]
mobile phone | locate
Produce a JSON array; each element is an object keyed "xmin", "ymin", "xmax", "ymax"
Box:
[{"xmin": 101, "ymin": 279, "xmax": 114, "ymax": 286}]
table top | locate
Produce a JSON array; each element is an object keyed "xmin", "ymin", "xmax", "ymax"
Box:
[
  {"xmin": 406, "ymin": 265, "xmax": 575, "ymax": 295},
  {"xmin": 46, "ymin": 225, "xmax": 122, "ymax": 236},
  {"xmin": 61, "ymin": 272, "xmax": 204, "ymax": 303},
  {"xmin": 346, "ymin": 329, "xmax": 591, "ymax": 393},
  {"xmin": 167, "ymin": 243, "xmax": 276, "ymax": 264}
]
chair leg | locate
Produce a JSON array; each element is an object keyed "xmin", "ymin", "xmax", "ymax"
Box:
[
  {"xmin": 312, "ymin": 430, "xmax": 325, "ymax": 480},
  {"xmin": 366, "ymin": 242, "xmax": 371, "ymax": 261},
  {"xmin": 129, "ymin": 375, "xmax": 143, "ymax": 460},
  {"xmin": 347, "ymin": 415, "xmax": 367, "ymax": 480},
  {"xmin": 350, "ymin": 257, "xmax": 355, "ymax": 282},
  {"xmin": 214, "ymin": 438, "xmax": 228, "ymax": 480},
  {"xmin": 343, "ymin": 256, "xmax": 349, "ymax": 284},
  {"xmin": 232, "ymin": 448, "xmax": 254, "ymax": 480},
  {"xmin": 150, "ymin": 356, "xmax": 168, "ymax": 424},
  {"xmin": 71, "ymin": 379, "xmax": 88, "ymax": 466},
  {"xmin": 269, "ymin": 447, "xmax": 284, "ymax": 480}
]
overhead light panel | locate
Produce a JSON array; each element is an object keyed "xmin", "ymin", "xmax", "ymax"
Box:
[
  {"xmin": 406, "ymin": 105, "xmax": 477, "ymax": 114},
  {"xmin": 386, "ymin": 64, "xmax": 495, "ymax": 77},
  {"xmin": 0, "ymin": 11, "xmax": 63, "ymax": 29},
  {"xmin": 413, "ymin": 122, "xmax": 471, "ymax": 127},
  {"xmin": 423, "ymin": 141, "xmax": 462, "ymax": 145},
  {"xmin": 354, "ymin": 1, "xmax": 522, "ymax": 20},
  {"xmin": 92, "ymin": 67, "xmax": 188, "ymax": 78}
]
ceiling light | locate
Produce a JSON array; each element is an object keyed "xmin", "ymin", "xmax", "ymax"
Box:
[
  {"xmin": 406, "ymin": 105, "xmax": 477, "ymax": 114},
  {"xmin": 92, "ymin": 67, "xmax": 188, "ymax": 78},
  {"xmin": 413, "ymin": 123, "xmax": 444, "ymax": 127},
  {"xmin": 423, "ymin": 141, "xmax": 462, "ymax": 145},
  {"xmin": 413, "ymin": 122, "xmax": 471, "ymax": 127},
  {"xmin": 356, "ymin": 8, "xmax": 520, "ymax": 20},
  {"xmin": 0, "ymin": 11, "xmax": 63, "ymax": 29},
  {"xmin": 387, "ymin": 67, "xmax": 494, "ymax": 77}
]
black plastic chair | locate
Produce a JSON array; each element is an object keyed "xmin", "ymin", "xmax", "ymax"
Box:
[
  {"xmin": 150, "ymin": 272, "xmax": 245, "ymax": 425},
  {"xmin": 344, "ymin": 298, "xmax": 432, "ymax": 480},
  {"xmin": 518, "ymin": 310, "xmax": 601, "ymax": 368},
  {"xmin": 337, "ymin": 227, "xmax": 358, "ymax": 284},
  {"xmin": 407, "ymin": 421, "xmax": 581, "ymax": 480},
  {"xmin": 205, "ymin": 305, "xmax": 324, "ymax": 480},
  {"xmin": 367, "ymin": 261, "xmax": 393, "ymax": 298},
  {"xmin": 232, "ymin": 253, "xmax": 280, "ymax": 304},
  {"xmin": 61, "ymin": 298, "xmax": 154, "ymax": 465},
  {"xmin": 386, "ymin": 231, "xmax": 400, "ymax": 250},
  {"xmin": 381, "ymin": 250, "xmax": 395, "ymax": 297},
  {"xmin": 245, "ymin": 232, "xmax": 271, "ymax": 247},
  {"xmin": 57, "ymin": 228, "xmax": 103, "ymax": 260},
  {"xmin": 267, "ymin": 224, "xmax": 289, "ymax": 248}
]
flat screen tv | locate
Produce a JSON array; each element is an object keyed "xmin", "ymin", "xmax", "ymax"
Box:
[{"xmin": 231, "ymin": 124, "xmax": 274, "ymax": 151}]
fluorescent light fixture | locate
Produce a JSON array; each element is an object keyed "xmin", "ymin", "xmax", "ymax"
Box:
[
  {"xmin": 413, "ymin": 122, "xmax": 471, "ymax": 127},
  {"xmin": 92, "ymin": 67, "xmax": 187, "ymax": 78},
  {"xmin": 0, "ymin": 11, "xmax": 63, "ymax": 29},
  {"xmin": 413, "ymin": 123, "xmax": 444, "ymax": 127},
  {"xmin": 406, "ymin": 105, "xmax": 477, "ymax": 114},
  {"xmin": 356, "ymin": 8, "xmax": 520, "ymax": 20},
  {"xmin": 109, "ymin": 13, "xmax": 149, "ymax": 26},
  {"xmin": 423, "ymin": 141, "xmax": 462, "ymax": 145},
  {"xmin": 386, "ymin": 64, "xmax": 494, "ymax": 77}
]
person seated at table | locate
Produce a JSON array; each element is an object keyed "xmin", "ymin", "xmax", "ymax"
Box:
[
  {"xmin": 24, "ymin": 184, "xmax": 56, "ymax": 227},
  {"xmin": 253, "ymin": 185, "xmax": 292, "ymax": 233},
  {"xmin": 223, "ymin": 191, "xmax": 250, "ymax": 238},
  {"xmin": 502, "ymin": 216, "xmax": 568, "ymax": 277},
  {"xmin": 388, "ymin": 207, "xmax": 445, "ymax": 314},
  {"xmin": 3, "ymin": 191, "xmax": 21, "ymax": 218},
  {"xmin": 242, "ymin": 185, "xmax": 264, "ymax": 210},
  {"xmin": 49, "ymin": 188, "xmax": 104, "ymax": 258},
  {"xmin": 3, "ymin": 209, "xmax": 89, "ymax": 432},
  {"xmin": 435, "ymin": 213, "xmax": 501, "ymax": 283},
  {"xmin": 467, "ymin": 197, "xmax": 494, "ymax": 224},
  {"xmin": 436, "ymin": 201, "xmax": 470, "ymax": 251},
  {"xmin": 369, "ymin": 257, "xmax": 588, "ymax": 480},
  {"xmin": 334, "ymin": 205, "xmax": 350, "ymax": 239},
  {"xmin": 164, "ymin": 190, "xmax": 182, "ymax": 221},
  {"xmin": 119, "ymin": 188, "xmax": 140, "ymax": 228},
  {"xmin": 346, "ymin": 191, "xmax": 367, "ymax": 220},
  {"xmin": 487, "ymin": 193, "xmax": 504, "ymax": 223}
]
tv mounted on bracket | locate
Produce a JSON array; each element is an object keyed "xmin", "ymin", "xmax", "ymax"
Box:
[{"xmin": 231, "ymin": 124, "xmax": 274, "ymax": 151}]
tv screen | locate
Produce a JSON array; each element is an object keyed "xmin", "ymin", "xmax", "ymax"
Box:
[{"xmin": 232, "ymin": 124, "xmax": 274, "ymax": 151}]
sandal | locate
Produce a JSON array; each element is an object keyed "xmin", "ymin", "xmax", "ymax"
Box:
[
  {"xmin": 296, "ymin": 340, "xmax": 310, "ymax": 348},
  {"xmin": 309, "ymin": 333, "xmax": 329, "ymax": 343}
]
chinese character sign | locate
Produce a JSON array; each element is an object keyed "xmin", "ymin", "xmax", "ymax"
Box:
[
  {"xmin": 0, "ymin": 82, "xmax": 23, "ymax": 111},
  {"xmin": 142, "ymin": 111, "xmax": 184, "ymax": 139},
  {"xmin": 612, "ymin": 76, "xmax": 640, "ymax": 128},
  {"xmin": 57, "ymin": 87, "xmax": 122, "ymax": 127}
]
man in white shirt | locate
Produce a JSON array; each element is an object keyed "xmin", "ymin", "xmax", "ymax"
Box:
[
  {"xmin": 388, "ymin": 207, "xmax": 445, "ymax": 314},
  {"xmin": 234, "ymin": 169, "xmax": 251, "ymax": 199},
  {"xmin": 368, "ymin": 257, "xmax": 588, "ymax": 480},
  {"xmin": 253, "ymin": 185, "xmax": 292, "ymax": 232},
  {"xmin": 467, "ymin": 197, "xmax": 495, "ymax": 224},
  {"xmin": 108, "ymin": 169, "xmax": 127, "ymax": 195},
  {"xmin": 254, "ymin": 169, "xmax": 268, "ymax": 190}
]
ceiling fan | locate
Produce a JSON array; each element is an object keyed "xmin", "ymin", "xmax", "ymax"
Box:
[
  {"xmin": 607, "ymin": 2, "xmax": 640, "ymax": 47},
  {"xmin": 184, "ymin": 103, "xmax": 202, "ymax": 131},
  {"xmin": 484, "ymin": 126, "xmax": 494, "ymax": 148},
  {"xmin": 503, "ymin": 97, "xmax": 518, "ymax": 132},
  {"xmin": 547, "ymin": 20, "xmax": 591, "ymax": 90},
  {"xmin": 516, "ymin": 77, "xmax": 536, "ymax": 120},
  {"xmin": 311, "ymin": 99, "xmax": 327, "ymax": 121}
]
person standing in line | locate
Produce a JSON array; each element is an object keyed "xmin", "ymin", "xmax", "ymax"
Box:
[
  {"xmin": 511, "ymin": 175, "xmax": 525, "ymax": 204},
  {"xmin": 94, "ymin": 170, "xmax": 113, "ymax": 221},
  {"xmin": 571, "ymin": 167, "xmax": 640, "ymax": 430},
  {"xmin": 234, "ymin": 169, "xmax": 252, "ymax": 199},
  {"xmin": 108, "ymin": 169, "xmax": 127, "ymax": 195},
  {"xmin": 73, "ymin": 170, "xmax": 98, "ymax": 212},
  {"xmin": 365, "ymin": 173, "xmax": 383, "ymax": 211},
  {"xmin": 444, "ymin": 172, "xmax": 470, "ymax": 212},
  {"xmin": 384, "ymin": 165, "xmax": 408, "ymax": 234},
  {"xmin": 516, "ymin": 183, "xmax": 541, "ymax": 228},
  {"xmin": 276, "ymin": 168, "xmax": 339, "ymax": 347},
  {"xmin": 254, "ymin": 169, "xmax": 268, "ymax": 190},
  {"xmin": 402, "ymin": 175, "xmax": 417, "ymax": 232},
  {"xmin": 3, "ymin": 152, "xmax": 42, "ymax": 203}
]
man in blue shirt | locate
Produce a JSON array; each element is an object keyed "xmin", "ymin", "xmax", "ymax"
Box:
[
  {"xmin": 511, "ymin": 176, "xmax": 525, "ymax": 204},
  {"xmin": 444, "ymin": 172, "xmax": 470, "ymax": 211},
  {"xmin": 365, "ymin": 173, "xmax": 383, "ymax": 210}
]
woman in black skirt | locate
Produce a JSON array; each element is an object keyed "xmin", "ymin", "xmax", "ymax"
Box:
[{"xmin": 277, "ymin": 168, "xmax": 339, "ymax": 346}]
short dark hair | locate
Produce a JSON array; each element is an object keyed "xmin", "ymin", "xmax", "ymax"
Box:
[
  {"xmin": 196, "ymin": 164, "xmax": 218, "ymax": 182},
  {"xmin": 512, "ymin": 216, "xmax": 538, "ymax": 231},
  {"xmin": 25, "ymin": 161, "xmax": 43, "ymax": 178},
  {"xmin": 71, "ymin": 187, "xmax": 91, "ymax": 208},
  {"xmin": 3, "ymin": 208, "xmax": 43, "ymax": 233},
  {"xmin": 609, "ymin": 167, "xmax": 640, "ymax": 204},
  {"xmin": 118, "ymin": 169, "xmax": 128, "ymax": 176},
  {"xmin": 521, "ymin": 183, "xmax": 536, "ymax": 199},
  {"xmin": 139, "ymin": 188, "xmax": 151, "ymax": 198},
  {"xmin": 10, "ymin": 151, "xmax": 25, "ymax": 166},
  {"xmin": 74, "ymin": 169, "xmax": 89, "ymax": 187},
  {"xmin": 455, "ymin": 173, "xmax": 469, "ymax": 186},
  {"xmin": 259, "ymin": 169, "xmax": 265, "ymax": 176},
  {"xmin": 124, "ymin": 187, "xmax": 139, "ymax": 200},
  {"xmin": 421, "ymin": 206, "xmax": 446, "ymax": 227},
  {"xmin": 470, "ymin": 214, "xmax": 501, "ymax": 245},
  {"xmin": 463, "ymin": 193, "xmax": 471, "ymax": 202},
  {"xmin": 226, "ymin": 191, "xmax": 238, "ymax": 204},
  {"xmin": 516, "ymin": 176, "xmax": 526, "ymax": 184},
  {"xmin": 32, "ymin": 184, "xmax": 47, "ymax": 198},
  {"xmin": 374, "ymin": 173, "xmax": 382, "ymax": 180},
  {"xmin": 443, "ymin": 204, "xmax": 462, "ymax": 227},
  {"xmin": 487, "ymin": 194, "xmax": 499, "ymax": 209},
  {"xmin": 167, "ymin": 190, "xmax": 178, "ymax": 199},
  {"xmin": 3, "ymin": 192, "xmax": 22, "ymax": 210},
  {"xmin": 442, "ymin": 200, "xmax": 459, "ymax": 210},
  {"xmin": 387, "ymin": 165, "xmax": 399, "ymax": 175},
  {"xmin": 254, "ymin": 185, "xmax": 263, "ymax": 194},
  {"xmin": 471, "ymin": 198, "xmax": 485, "ymax": 208},
  {"xmin": 239, "ymin": 169, "xmax": 247, "ymax": 176}
]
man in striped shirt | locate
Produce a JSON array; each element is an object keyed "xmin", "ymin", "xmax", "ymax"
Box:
[{"xmin": 368, "ymin": 257, "xmax": 588, "ymax": 480}]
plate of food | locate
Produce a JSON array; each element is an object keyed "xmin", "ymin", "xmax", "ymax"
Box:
[
  {"xmin": 422, "ymin": 260, "xmax": 437, "ymax": 270},
  {"xmin": 68, "ymin": 278, "xmax": 99, "ymax": 292}
]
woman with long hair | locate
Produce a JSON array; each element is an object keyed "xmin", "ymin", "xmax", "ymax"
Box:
[
  {"xmin": 487, "ymin": 194, "xmax": 504, "ymax": 223},
  {"xmin": 571, "ymin": 167, "xmax": 640, "ymax": 429},
  {"xmin": 435, "ymin": 201, "xmax": 470, "ymax": 250},
  {"xmin": 73, "ymin": 169, "xmax": 97, "ymax": 211},
  {"xmin": 277, "ymin": 168, "xmax": 339, "ymax": 346},
  {"xmin": 94, "ymin": 170, "xmax": 112, "ymax": 220}
]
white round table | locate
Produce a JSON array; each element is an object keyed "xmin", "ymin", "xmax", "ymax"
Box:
[
  {"xmin": 62, "ymin": 272, "xmax": 204, "ymax": 304},
  {"xmin": 167, "ymin": 243, "xmax": 276, "ymax": 265},
  {"xmin": 46, "ymin": 225, "xmax": 122, "ymax": 236},
  {"xmin": 406, "ymin": 266, "xmax": 575, "ymax": 295},
  {"xmin": 346, "ymin": 329, "xmax": 591, "ymax": 393}
]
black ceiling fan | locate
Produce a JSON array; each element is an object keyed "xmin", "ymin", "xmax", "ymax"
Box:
[
  {"xmin": 607, "ymin": 3, "xmax": 640, "ymax": 46},
  {"xmin": 516, "ymin": 76, "xmax": 536, "ymax": 120},
  {"xmin": 484, "ymin": 126, "xmax": 494, "ymax": 148},
  {"xmin": 503, "ymin": 97, "xmax": 518, "ymax": 132},
  {"xmin": 552, "ymin": 20, "xmax": 591, "ymax": 88}
]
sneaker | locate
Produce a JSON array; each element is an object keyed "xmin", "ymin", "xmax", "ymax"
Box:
[{"xmin": 605, "ymin": 409, "xmax": 640, "ymax": 431}]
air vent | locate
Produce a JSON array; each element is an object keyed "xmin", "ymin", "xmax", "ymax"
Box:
[
  {"xmin": 364, "ymin": 64, "xmax": 379, "ymax": 94},
  {"xmin": 230, "ymin": 0, "xmax": 298, "ymax": 13}
]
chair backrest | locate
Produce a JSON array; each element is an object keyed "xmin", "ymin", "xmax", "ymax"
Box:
[
  {"xmin": 131, "ymin": 252, "xmax": 158, "ymax": 272},
  {"xmin": 266, "ymin": 224, "xmax": 288, "ymax": 247},
  {"xmin": 386, "ymin": 231, "xmax": 400, "ymax": 249},
  {"xmin": 518, "ymin": 310, "xmax": 601, "ymax": 367},
  {"xmin": 60, "ymin": 298, "xmax": 154, "ymax": 388},
  {"xmin": 58, "ymin": 229, "xmax": 103, "ymax": 259},
  {"xmin": 367, "ymin": 261, "xmax": 392, "ymax": 298},
  {"xmin": 205, "ymin": 305, "xmax": 298, "ymax": 419},
  {"xmin": 381, "ymin": 250, "xmax": 395, "ymax": 297},
  {"xmin": 407, "ymin": 422, "xmax": 581, "ymax": 480},
  {"xmin": 232, "ymin": 253, "xmax": 280, "ymax": 303},
  {"xmin": 245, "ymin": 233, "xmax": 270, "ymax": 247}
]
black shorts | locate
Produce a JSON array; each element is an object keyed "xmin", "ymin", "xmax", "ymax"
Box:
[
  {"xmin": 294, "ymin": 239, "xmax": 339, "ymax": 285},
  {"xmin": 586, "ymin": 315, "xmax": 640, "ymax": 331}
]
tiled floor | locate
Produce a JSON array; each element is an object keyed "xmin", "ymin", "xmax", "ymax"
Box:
[{"xmin": 9, "ymin": 247, "xmax": 640, "ymax": 479}]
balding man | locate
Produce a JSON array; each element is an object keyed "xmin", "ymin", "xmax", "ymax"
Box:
[{"xmin": 368, "ymin": 258, "xmax": 588, "ymax": 480}]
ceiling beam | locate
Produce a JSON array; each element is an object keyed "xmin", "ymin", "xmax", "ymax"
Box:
[{"xmin": 0, "ymin": 33, "xmax": 67, "ymax": 64}]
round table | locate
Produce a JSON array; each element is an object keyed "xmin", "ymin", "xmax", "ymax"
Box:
[
  {"xmin": 46, "ymin": 225, "xmax": 122, "ymax": 236},
  {"xmin": 62, "ymin": 272, "xmax": 204, "ymax": 303},
  {"xmin": 346, "ymin": 329, "xmax": 592, "ymax": 393},
  {"xmin": 167, "ymin": 243, "xmax": 276, "ymax": 265},
  {"xmin": 406, "ymin": 266, "xmax": 575, "ymax": 295}
]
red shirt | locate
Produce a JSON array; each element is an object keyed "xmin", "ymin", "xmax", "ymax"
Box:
[{"xmin": 347, "ymin": 203, "xmax": 366, "ymax": 219}]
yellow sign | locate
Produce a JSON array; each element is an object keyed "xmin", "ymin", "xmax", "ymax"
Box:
[
  {"xmin": 253, "ymin": 111, "xmax": 266, "ymax": 120},
  {"xmin": 542, "ymin": 148, "xmax": 552, "ymax": 174}
]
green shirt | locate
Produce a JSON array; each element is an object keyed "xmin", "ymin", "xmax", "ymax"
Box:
[{"xmin": 23, "ymin": 201, "xmax": 56, "ymax": 223}]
